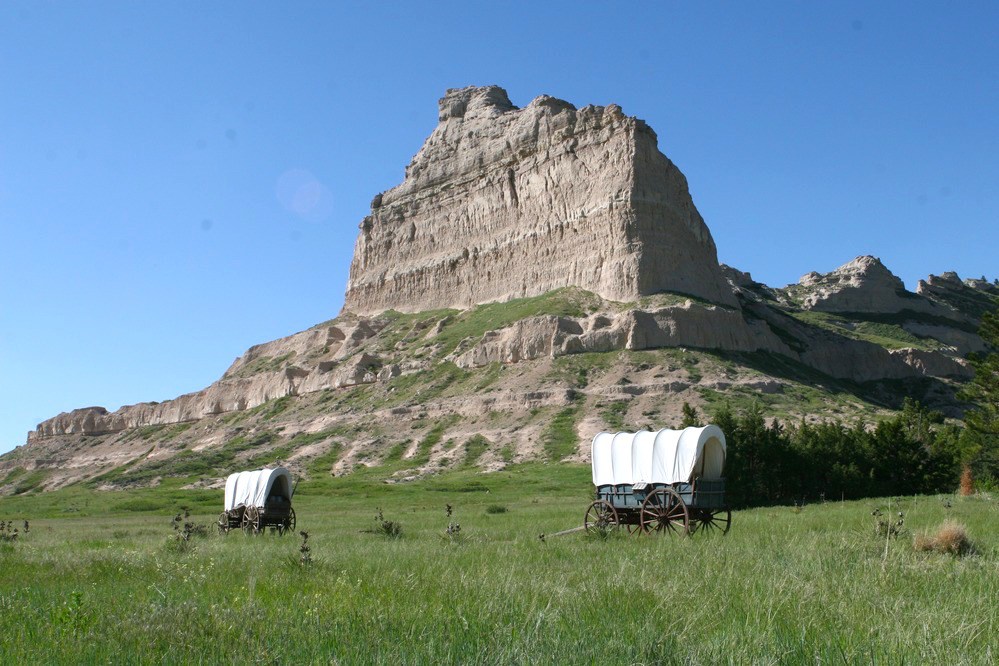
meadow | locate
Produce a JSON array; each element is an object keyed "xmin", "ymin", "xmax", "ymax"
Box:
[{"xmin": 0, "ymin": 464, "xmax": 996, "ymax": 664}]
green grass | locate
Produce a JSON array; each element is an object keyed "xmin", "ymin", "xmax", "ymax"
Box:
[
  {"xmin": 541, "ymin": 406, "xmax": 582, "ymax": 461},
  {"xmin": 433, "ymin": 288, "xmax": 600, "ymax": 354},
  {"xmin": 10, "ymin": 469, "xmax": 49, "ymax": 495},
  {"xmin": 305, "ymin": 442, "xmax": 344, "ymax": 478},
  {"xmin": 412, "ymin": 417, "xmax": 459, "ymax": 465},
  {"xmin": 246, "ymin": 395, "xmax": 295, "ymax": 421},
  {"xmin": 548, "ymin": 351, "xmax": 616, "ymax": 388},
  {"xmin": 634, "ymin": 289, "xmax": 735, "ymax": 310},
  {"xmin": 461, "ymin": 435, "xmax": 490, "ymax": 468},
  {"xmin": 600, "ymin": 400, "xmax": 629, "ymax": 431},
  {"xmin": 381, "ymin": 363, "xmax": 472, "ymax": 407},
  {"xmin": 97, "ymin": 431, "xmax": 278, "ymax": 487},
  {"xmin": 0, "ymin": 464, "xmax": 996, "ymax": 663},
  {"xmin": 0, "ymin": 467, "xmax": 28, "ymax": 487},
  {"xmin": 229, "ymin": 351, "xmax": 298, "ymax": 378},
  {"xmin": 790, "ymin": 310, "xmax": 940, "ymax": 350}
]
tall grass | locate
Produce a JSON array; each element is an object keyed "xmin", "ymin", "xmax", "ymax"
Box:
[{"xmin": 0, "ymin": 465, "xmax": 996, "ymax": 663}]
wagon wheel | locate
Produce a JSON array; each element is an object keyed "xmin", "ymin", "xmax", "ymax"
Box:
[
  {"xmin": 217, "ymin": 511, "xmax": 230, "ymax": 535},
  {"xmin": 640, "ymin": 488, "xmax": 689, "ymax": 536},
  {"xmin": 625, "ymin": 521, "xmax": 643, "ymax": 537},
  {"xmin": 693, "ymin": 509, "xmax": 731, "ymax": 535},
  {"xmin": 241, "ymin": 506, "xmax": 260, "ymax": 535},
  {"xmin": 584, "ymin": 500, "xmax": 619, "ymax": 534},
  {"xmin": 278, "ymin": 508, "xmax": 296, "ymax": 536}
]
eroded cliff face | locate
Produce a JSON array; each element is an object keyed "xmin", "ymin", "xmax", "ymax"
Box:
[
  {"xmin": 27, "ymin": 287, "xmax": 977, "ymax": 444},
  {"xmin": 11, "ymin": 87, "xmax": 995, "ymax": 486},
  {"xmin": 343, "ymin": 85, "xmax": 737, "ymax": 314},
  {"xmin": 29, "ymin": 319, "xmax": 390, "ymax": 440}
]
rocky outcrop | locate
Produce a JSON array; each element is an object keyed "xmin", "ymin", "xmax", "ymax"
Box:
[
  {"xmin": 787, "ymin": 256, "xmax": 964, "ymax": 320},
  {"xmin": 446, "ymin": 301, "xmax": 791, "ymax": 369},
  {"xmin": 917, "ymin": 272, "xmax": 999, "ymax": 319},
  {"xmin": 448, "ymin": 299, "xmax": 973, "ymax": 382},
  {"xmin": 20, "ymin": 88, "xmax": 992, "ymax": 447},
  {"xmin": 344, "ymin": 85, "xmax": 738, "ymax": 315},
  {"xmin": 29, "ymin": 320, "xmax": 394, "ymax": 441}
]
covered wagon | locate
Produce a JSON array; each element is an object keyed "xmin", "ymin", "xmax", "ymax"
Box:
[
  {"xmin": 586, "ymin": 425, "xmax": 730, "ymax": 536},
  {"xmin": 218, "ymin": 467, "xmax": 296, "ymax": 535}
]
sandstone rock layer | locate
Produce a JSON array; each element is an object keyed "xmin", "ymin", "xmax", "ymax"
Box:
[
  {"xmin": 12, "ymin": 87, "xmax": 993, "ymax": 474},
  {"xmin": 344, "ymin": 85, "xmax": 737, "ymax": 314}
]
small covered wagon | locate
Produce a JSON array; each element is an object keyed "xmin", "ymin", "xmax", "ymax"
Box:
[
  {"xmin": 218, "ymin": 467, "xmax": 296, "ymax": 535},
  {"xmin": 586, "ymin": 425, "xmax": 730, "ymax": 536}
]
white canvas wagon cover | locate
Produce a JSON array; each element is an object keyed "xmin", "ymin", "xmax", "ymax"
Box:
[
  {"xmin": 224, "ymin": 468, "xmax": 294, "ymax": 511},
  {"xmin": 591, "ymin": 426, "xmax": 726, "ymax": 486}
]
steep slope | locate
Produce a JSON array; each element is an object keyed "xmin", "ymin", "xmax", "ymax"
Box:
[{"xmin": 3, "ymin": 87, "xmax": 995, "ymax": 494}]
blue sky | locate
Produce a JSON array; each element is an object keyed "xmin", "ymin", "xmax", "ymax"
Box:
[{"xmin": 1, "ymin": 2, "xmax": 996, "ymax": 453}]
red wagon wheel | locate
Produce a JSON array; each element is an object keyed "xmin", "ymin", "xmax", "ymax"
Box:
[
  {"xmin": 693, "ymin": 509, "xmax": 731, "ymax": 535},
  {"xmin": 640, "ymin": 487, "xmax": 689, "ymax": 536},
  {"xmin": 584, "ymin": 500, "xmax": 619, "ymax": 534},
  {"xmin": 241, "ymin": 506, "xmax": 260, "ymax": 535}
]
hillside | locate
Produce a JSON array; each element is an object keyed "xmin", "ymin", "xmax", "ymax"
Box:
[{"xmin": 2, "ymin": 86, "xmax": 996, "ymax": 494}]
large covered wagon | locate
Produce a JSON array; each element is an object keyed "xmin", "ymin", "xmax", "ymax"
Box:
[
  {"xmin": 218, "ymin": 467, "xmax": 296, "ymax": 535},
  {"xmin": 586, "ymin": 425, "xmax": 730, "ymax": 536}
]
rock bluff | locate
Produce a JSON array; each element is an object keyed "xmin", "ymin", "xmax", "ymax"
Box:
[
  {"xmin": 344, "ymin": 85, "xmax": 737, "ymax": 314},
  {"xmin": 14, "ymin": 88, "xmax": 993, "ymax": 463}
]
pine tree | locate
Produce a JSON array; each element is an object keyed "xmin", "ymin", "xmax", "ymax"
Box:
[
  {"xmin": 959, "ymin": 310, "xmax": 999, "ymax": 487},
  {"xmin": 679, "ymin": 402, "xmax": 700, "ymax": 428}
]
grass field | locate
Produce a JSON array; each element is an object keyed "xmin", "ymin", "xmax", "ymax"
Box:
[{"xmin": 1, "ymin": 464, "xmax": 996, "ymax": 664}]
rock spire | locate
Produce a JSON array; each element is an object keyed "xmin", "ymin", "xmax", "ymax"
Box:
[{"xmin": 343, "ymin": 85, "xmax": 737, "ymax": 314}]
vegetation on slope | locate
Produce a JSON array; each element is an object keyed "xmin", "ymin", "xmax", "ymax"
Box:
[
  {"xmin": 789, "ymin": 310, "xmax": 940, "ymax": 350},
  {"xmin": 959, "ymin": 309, "xmax": 999, "ymax": 488}
]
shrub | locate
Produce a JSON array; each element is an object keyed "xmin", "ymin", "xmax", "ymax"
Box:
[
  {"xmin": 959, "ymin": 464, "xmax": 975, "ymax": 496},
  {"xmin": 914, "ymin": 520, "xmax": 974, "ymax": 556},
  {"xmin": 485, "ymin": 505, "xmax": 508, "ymax": 514},
  {"xmin": 377, "ymin": 521, "xmax": 402, "ymax": 538},
  {"xmin": 372, "ymin": 508, "xmax": 402, "ymax": 539}
]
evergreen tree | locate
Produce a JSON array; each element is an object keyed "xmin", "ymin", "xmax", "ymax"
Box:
[
  {"xmin": 959, "ymin": 309, "xmax": 999, "ymax": 487},
  {"xmin": 679, "ymin": 402, "xmax": 700, "ymax": 428}
]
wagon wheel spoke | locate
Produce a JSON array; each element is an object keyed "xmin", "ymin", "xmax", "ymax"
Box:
[
  {"xmin": 663, "ymin": 496, "xmax": 688, "ymax": 535},
  {"xmin": 698, "ymin": 509, "xmax": 731, "ymax": 535},
  {"xmin": 625, "ymin": 522, "xmax": 642, "ymax": 536},
  {"xmin": 584, "ymin": 500, "xmax": 618, "ymax": 535},
  {"xmin": 279, "ymin": 507, "xmax": 296, "ymax": 536},
  {"xmin": 641, "ymin": 488, "xmax": 689, "ymax": 536},
  {"xmin": 241, "ymin": 506, "xmax": 260, "ymax": 535},
  {"xmin": 217, "ymin": 511, "xmax": 229, "ymax": 535}
]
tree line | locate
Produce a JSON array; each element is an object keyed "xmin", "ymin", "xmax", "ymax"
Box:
[{"xmin": 690, "ymin": 309, "xmax": 999, "ymax": 507}]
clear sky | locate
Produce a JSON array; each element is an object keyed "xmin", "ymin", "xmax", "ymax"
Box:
[{"xmin": 1, "ymin": 2, "xmax": 996, "ymax": 454}]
